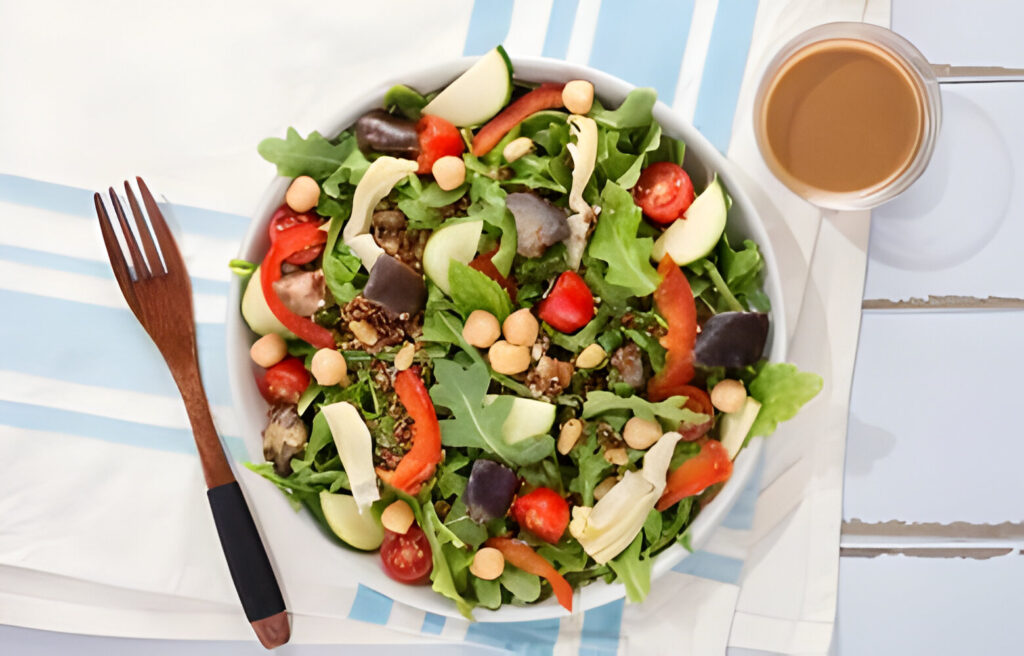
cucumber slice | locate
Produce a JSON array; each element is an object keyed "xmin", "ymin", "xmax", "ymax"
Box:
[
  {"xmin": 241, "ymin": 267, "xmax": 294, "ymax": 338},
  {"xmin": 422, "ymin": 46, "xmax": 513, "ymax": 127},
  {"xmin": 651, "ymin": 175, "xmax": 728, "ymax": 266},
  {"xmin": 422, "ymin": 220, "xmax": 483, "ymax": 295},
  {"xmin": 718, "ymin": 397, "xmax": 762, "ymax": 460},
  {"xmin": 485, "ymin": 395, "xmax": 557, "ymax": 444},
  {"xmin": 319, "ymin": 491, "xmax": 384, "ymax": 551}
]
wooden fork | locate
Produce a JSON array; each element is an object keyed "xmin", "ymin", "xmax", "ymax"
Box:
[{"xmin": 94, "ymin": 178, "xmax": 289, "ymax": 649}]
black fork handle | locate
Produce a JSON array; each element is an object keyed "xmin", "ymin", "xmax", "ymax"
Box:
[{"xmin": 207, "ymin": 482, "xmax": 289, "ymax": 648}]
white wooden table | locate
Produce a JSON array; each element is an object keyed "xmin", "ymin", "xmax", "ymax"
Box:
[{"xmin": 3, "ymin": 1, "xmax": 1022, "ymax": 654}]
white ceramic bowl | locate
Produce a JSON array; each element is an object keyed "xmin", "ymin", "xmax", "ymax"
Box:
[{"xmin": 227, "ymin": 56, "xmax": 786, "ymax": 621}]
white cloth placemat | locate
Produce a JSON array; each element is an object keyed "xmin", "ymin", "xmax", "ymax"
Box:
[{"xmin": 0, "ymin": 0, "xmax": 884, "ymax": 652}]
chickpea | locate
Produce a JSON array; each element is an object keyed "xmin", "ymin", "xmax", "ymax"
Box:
[
  {"xmin": 575, "ymin": 343, "xmax": 607, "ymax": 369},
  {"xmin": 603, "ymin": 447, "xmax": 628, "ymax": 466},
  {"xmin": 557, "ymin": 418, "xmax": 584, "ymax": 455},
  {"xmin": 594, "ymin": 475, "xmax": 618, "ymax": 501},
  {"xmin": 470, "ymin": 547, "xmax": 505, "ymax": 580},
  {"xmin": 394, "ymin": 342, "xmax": 416, "ymax": 371},
  {"xmin": 380, "ymin": 500, "xmax": 415, "ymax": 535},
  {"xmin": 249, "ymin": 333, "xmax": 287, "ymax": 368},
  {"xmin": 432, "ymin": 155, "xmax": 466, "ymax": 191},
  {"xmin": 285, "ymin": 175, "xmax": 320, "ymax": 213},
  {"xmin": 502, "ymin": 136, "xmax": 534, "ymax": 163},
  {"xmin": 463, "ymin": 310, "xmax": 501, "ymax": 348},
  {"xmin": 311, "ymin": 348, "xmax": 349, "ymax": 386},
  {"xmin": 488, "ymin": 340, "xmax": 531, "ymax": 375},
  {"xmin": 502, "ymin": 308, "xmax": 539, "ymax": 347},
  {"xmin": 623, "ymin": 416, "xmax": 663, "ymax": 450},
  {"xmin": 562, "ymin": 80, "xmax": 595, "ymax": 115},
  {"xmin": 711, "ymin": 379, "xmax": 747, "ymax": 414}
]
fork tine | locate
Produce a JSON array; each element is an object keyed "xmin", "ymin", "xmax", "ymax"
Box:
[
  {"xmin": 124, "ymin": 181, "xmax": 164, "ymax": 276},
  {"xmin": 108, "ymin": 187, "xmax": 150, "ymax": 279},
  {"xmin": 94, "ymin": 193, "xmax": 141, "ymax": 319},
  {"xmin": 136, "ymin": 177, "xmax": 186, "ymax": 277}
]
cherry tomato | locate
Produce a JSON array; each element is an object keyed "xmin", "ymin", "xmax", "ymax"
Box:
[
  {"xmin": 380, "ymin": 525, "xmax": 433, "ymax": 584},
  {"xmin": 632, "ymin": 162, "xmax": 695, "ymax": 224},
  {"xmin": 536, "ymin": 271, "xmax": 594, "ymax": 334},
  {"xmin": 511, "ymin": 487, "xmax": 570, "ymax": 544},
  {"xmin": 416, "ymin": 115, "xmax": 464, "ymax": 174},
  {"xmin": 268, "ymin": 205, "xmax": 325, "ymax": 265},
  {"xmin": 256, "ymin": 357, "xmax": 310, "ymax": 405}
]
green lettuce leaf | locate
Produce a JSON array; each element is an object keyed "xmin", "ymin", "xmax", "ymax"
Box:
[
  {"xmin": 589, "ymin": 88, "xmax": 658, "ymax": 130},
  {"xmin": 397, "ymin": 176, "xmax": 468, "ymax": 230},
  {"xmin": 321, "ymin": 214, "xmax": 363, "ymax": 305},
  {"xmin": 447, "ymin": 261, "xmax": 513, "ymax": 322},
  {"xmin": 383, "ymin": 84, "xmax": 428, "ymax": 120},
  {"xmin": 748, "ymin": 363, "xmax": 823, "ymax": 437},
  {"xmin": 430, "ymin": 360, "xmax": 554, "ymax": 466},
  {"xmin": 466, "ymin": 176, "xmax": 517, "ymax": 276},
  {"xmin": 608, "ymin": 532, "xmax": 652, "ymax": 603},
  {"xmin": 586, "ymin": 181, "xmax": 660, "ymax": 297},
  {"xmin": 258, "ymin": 128, "xmax": 360, "ymax": 181},
  {"xmin": 581, "ymin": 391, "xmax": 708, "ymax": 427}
]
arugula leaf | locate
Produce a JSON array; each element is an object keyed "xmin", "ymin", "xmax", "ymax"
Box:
[
  {"xmin": 586, "ymin": 182, "xmax": 660, "ymax": 297},
  {"xmin": 748, "ymin": 363, "xmax": 823, "ymax": 437},
  {"xmin": 473, "ymin": 577, "xmax": 502, "ymax": 609},
  {"xmin": 444, "ymin": 500, "xmax": 488, "ymax": 548},
  {"xmin": 589, "ymin": 88, "xmax": 658, "ymax": 130},
  {"xmin": 581, "ymin": 391, "xmax": 708, "ymax": 427},
  {"xmin": 499, "ymin": 564, "xmax": 541, "ymax": 602},
  {"xmin": 383, "ymin": 84, "xmax": 428, "ymax": 120},
  {"xmin": 448, "ymin": 261, "xmax": 513, "ymax": 321},
  {"xmin": 642, "ymin": 508, "xmax": 662, "ymax": 545},
  {"xmin": 466, "ymin": 176, "xmax": 516, "ymax": 276},
  {"xmin": 550, "ymin": 304, "xmax": 614, "ymax": 353},
  {"xmin": 537, "ymin": 539, "xmax": 589, "ymax": 574},
  {"xmin": 414, "ymin": 496, "xmax": 475, "ymax": 619},
  {"xmin": 608, "ymin": 532, "xmax": 652, "ymax": 603},
  {"xmin": 622, "ymin": 327, "xmax": 666, "ymax": 372},
  {"xmin": 321, "ymin": 135, "xmax": 372, "ymax": 194},
  {"xmin": 718, "ymin": 237, "xmax": 770, "ymax": 312},
  {"xmin": 568, "ymin": 427, "xmax": 613, "ymax": 506},
  {"xmin": 322, "ymin": 239, "xmax": 363, "ymax": 305},
  {"xmin": 515, "ymin": 243, "xmax": 569, "ymax": 286},
  {"xmin": 397, "ymin": 177, "xmax": 468, "ymax": 230},
  {"xmin": 430, "ymin": 360, "xmax": 554, "ymax": 466},
  {"xmin": 258, "ymin": 128, "xmax": 360, "ymax": 181}
]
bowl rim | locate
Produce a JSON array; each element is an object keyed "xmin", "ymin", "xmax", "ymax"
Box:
[{"xmin": 227, "ymin": 54, "xmax": 786, "ymax": 622}]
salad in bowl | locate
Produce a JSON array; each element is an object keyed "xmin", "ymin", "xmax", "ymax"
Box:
[{"xmin": 230, "ymin": 47, "xmax": 822, "ymax": 619}]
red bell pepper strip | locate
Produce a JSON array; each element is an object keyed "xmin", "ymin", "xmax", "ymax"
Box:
[
  {"xmin": 676, "ymin": 385, "xmax": 714, "ymax": 442},
  {"xmin": 469, "ymin": 246, "xmax": 517, "ymax": 302},
  {"xmin": 471, "ymin": 83, "xmax": 565, "ymax": 157},
  {"xmin": 485, "ymin": 537, "xmax": 573, "ymax": 612},
  {"xmin": 536, "ymin": 270, "xmax": 594, "ymax": 334},
  {"xmin": 260, "ymin": 222, "xmax": 334, "ymax": 349},
  {"xmin": 646, "ymin": 256, "xmax": 697, "ymax": 402},
  {"xmin": 375, "ymin": 368, "xmax": 442, "ymax": 495},
  {"xmin": 655, "ymin": 439, "xmax": 733, "ymax": 511}
]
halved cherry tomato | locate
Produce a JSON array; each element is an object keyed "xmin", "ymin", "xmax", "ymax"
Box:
[
  {"xmin": 677, "ymin": 385, "xmax": 714, "ymax": 442},
  {"xmin": 511, "ymin": 487, "xmax": 569, "ymax": 544},
  {"xmin": 256, "ymin": 357, "xmax": 310, "ymax": 405},
  {"xmin": 633, "ymin": 162, "xmax": 695, "ymax": 224},
  {"xmin": 485, "ymin": 537, "xmax": 573, "ymax": 612},
  {"xmin": 469, "ymin": 246, "xmax": 517, "ymax": 302},
  {"xmin": 536, "ymin": 271, "xmax": 594, "ymax": 334},
  {"xmin": 647, "ymin": 257, "xmax": 697, "ymax": 401},
  {"xmin": 268, "ymin": 204, "xmax": 325, "ymax": 265},
  {"xmin": 416, "ymin": 115, "xmax": 464, "ymax": 174},
  {"xmin": 655, "ymin": 439, "xmax": 733, "ymax": 511},
  {"xmin": 380, "ymin": 525, "xmax": 433, "ymax": 584},
  {"xmin": 472, "ymin": 83, "xmax": 565, "ymax": 157}
]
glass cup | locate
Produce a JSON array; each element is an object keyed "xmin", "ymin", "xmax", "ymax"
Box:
[{"xmin": 753, "ymin": 22, "xmax": 942, "ymax": 210}]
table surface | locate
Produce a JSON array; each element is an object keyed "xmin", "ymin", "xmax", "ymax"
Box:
[{"xmin": 5, "ymin": 1, "xmax": 1024, "ymax": 654}]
